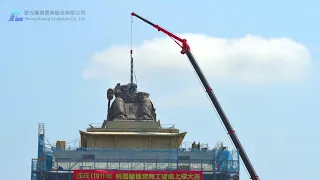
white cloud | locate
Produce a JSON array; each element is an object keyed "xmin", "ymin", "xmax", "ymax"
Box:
[{"xmin": 83, "ymin": 33, "xmax": 311, "ymax": 85}]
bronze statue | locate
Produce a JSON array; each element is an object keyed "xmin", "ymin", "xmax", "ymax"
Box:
[
  {"xmin": 106, "ymin": 83, "xmax": 156, "ymax": 122},
  {"xmin": 101, "ymin": 53, "xmax": 156, "ymax": 128}
]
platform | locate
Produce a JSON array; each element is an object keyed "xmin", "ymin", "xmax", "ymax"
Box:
[{"xmin": 80, "ymin": 121, "xmax": 187, "ymax": 149}]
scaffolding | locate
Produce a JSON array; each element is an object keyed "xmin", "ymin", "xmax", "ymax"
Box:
[
  {"xmin": 31, "ymin": 123, "xmax": 239, "ymax": 180},
  {"xmin": 31, "ymin": 146, "xmax": 239, "ymax": 180}
]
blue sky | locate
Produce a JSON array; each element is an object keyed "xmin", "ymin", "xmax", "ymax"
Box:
[{"xmin": 1, "ymin": 0, "xmax": 319, "ymax": 180}]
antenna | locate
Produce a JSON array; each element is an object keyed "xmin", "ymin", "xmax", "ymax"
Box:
[
  {"xmin": 130, "ymin": 14, "xmax": 134, "ymax": 85},
  {"xmin": 130, "ymin": 51, "xmax": 133, "ymax": 85}
]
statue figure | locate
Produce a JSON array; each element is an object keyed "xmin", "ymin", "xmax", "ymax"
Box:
[
  {"xmin": 111, "ymin": 88, "xmax": 127, "ymax": 119},
  {"xmin": 101, "ymin": 55, "xmax": 156, "ymax": 127},
  {"xmin": 137, "ymin": 92, "xmax": 155, "ymax": 119},
  {"xmin": 106, "ymin": 83, "xmax": 156, "ymax": 121}
]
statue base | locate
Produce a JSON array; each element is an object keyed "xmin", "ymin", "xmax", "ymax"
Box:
[{"xmin": 80, "ymin": 120, "xmax": 186, "ymax": 149}]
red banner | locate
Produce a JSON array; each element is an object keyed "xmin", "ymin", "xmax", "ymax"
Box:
[{"xmin": 73, "ymin": 170, "xmax": 203, "ymax": 180}]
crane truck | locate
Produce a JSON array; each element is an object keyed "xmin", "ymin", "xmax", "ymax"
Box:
[{"xmin": 131, "ymin": 12, "xmax": 260, "ymax": 180}]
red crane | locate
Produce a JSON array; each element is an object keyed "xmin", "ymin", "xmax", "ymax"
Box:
[{"xmin": 131, "ymin": 12, "xmax": 260, "ymax": 180}]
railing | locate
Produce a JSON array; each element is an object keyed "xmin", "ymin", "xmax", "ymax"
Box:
[
  {"xmin": 53, "ymin": 160, "xmax": 239, "ymax": 172},
  {"xmin": 88, "ymin": 123, "xmax": 103, "ymax": 128},
  {"xmin": 52, "ymin": 147, "xmax": 217, "ymax": 152},
  {"xmin": 88, "ymin": 123, "xmax": 177, "ymax": 129},
  {"xmin": 159, "ymin": 124, "xmax": 175, "ymax": 129}
]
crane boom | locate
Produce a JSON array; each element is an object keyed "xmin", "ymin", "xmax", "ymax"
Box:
[{"xmin": 131, "ymin": 12, "xmax": 260, "ymax": 180}]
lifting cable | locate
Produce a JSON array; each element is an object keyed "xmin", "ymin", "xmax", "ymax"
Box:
[{"xmin": 130, "ymin": 15, "xmax": 133, "ymax": 56}]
